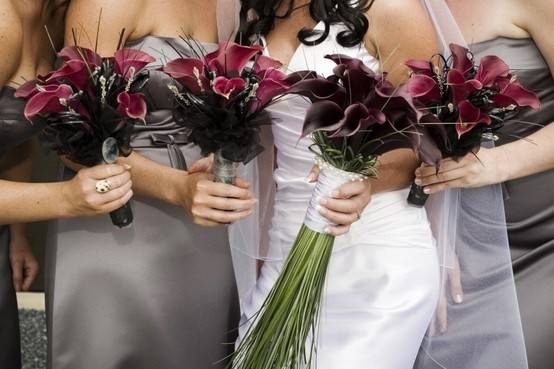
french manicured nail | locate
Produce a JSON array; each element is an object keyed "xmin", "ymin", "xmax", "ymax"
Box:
[
  {"xmin": 324, "ymin": 227, "xmax": 331, "ymax": 234},
  {"xmin": 123, "ymin": 164, "xmax": 132, "ymax": 170},
  {"xmin": 319, "ymin": 198, "xmax": 328, "ymax": 206},
  {"xmin": 424, "ymin": 187, "xmax": 431, "ymax": 194},
  {"xmin": 414, "ymin": 179, "xmax": 422, "ymax": 185},
  {"xmin": 454, "ymin": 294, "xmax": 463, "ymax": 304},
  {"xmin": 331, "ymin": 190, "xmax": 340, "ymax": 198}
]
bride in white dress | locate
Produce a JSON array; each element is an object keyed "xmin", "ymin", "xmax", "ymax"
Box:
[{"xmin": 229, "ymin": 1, "xmax": 444, "ymax": 368}]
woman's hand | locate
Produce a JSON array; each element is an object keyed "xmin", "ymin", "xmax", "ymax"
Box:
[
  {"xmin": 308, "ymin": 166, "xmax": 372, "ymax": 236},
  {"xmin": 61, "ymin": 164, "xmax": 134, "ymax": 217},
  {"xmin": 8, "ymin": 226, "xmax": 39, "ymax": 292},
  {"xmin": 179, "ymin": 155, "xmax": 257, "ymax": 227},
  {"xmin": 428, "ymin": 255, "xmax": 464, "ymax": 336},
  {"xmin": 414, "ymin": 148, "xmax": 510, "ymax": 195}
]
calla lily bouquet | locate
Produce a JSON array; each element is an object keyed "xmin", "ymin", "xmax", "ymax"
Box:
[
  {"xmin": 230, "ymin": 54, "xmax": 421, "ymax": 369},
  {"xmin": 16, "ymin": 41, "xmax": 155, "ymax": 227},
  {"xmin": 163, "ymin": 40, "xmax": 291, "ymax": 184},
  {"xmin": 405, "ymin": 43, "xmax": 541, "ymax": 206}
]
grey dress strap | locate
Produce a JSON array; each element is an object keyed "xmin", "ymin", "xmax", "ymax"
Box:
[{"xmin": 217, "ymin": 0, "xmax": 241, "ymax": 42}]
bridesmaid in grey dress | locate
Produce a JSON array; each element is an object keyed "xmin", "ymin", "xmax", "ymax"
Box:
[
  {"xmin": 47, "ymin": 1, "xmax": 253, "ymax": 368},
  {"xmin": 415, "ymin": 1, "xmax": 554, "ymax": 368},
  {"xmin": 1, "ymin": 2, "xmax": 128, "ymax": 368}
]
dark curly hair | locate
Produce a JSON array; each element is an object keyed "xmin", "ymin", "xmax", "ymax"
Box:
[{"xmin": 241, "ymin": 0, "xmax": 375, "ymax": 47}]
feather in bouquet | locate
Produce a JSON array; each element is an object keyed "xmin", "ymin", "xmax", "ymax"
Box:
[
  {"xmin": 16, "ymin": 33, "xmax": 154, "ymax": 227},
  {"xmin": 405, "ymin": 43, "xmax": 541, "ymax": 206},
  {"xmin": 230, "ymin": 54, "xmax": 421, "ymax": 369},
  {"xmin": 162, "ymin": 40, "xmax": 291, "ymax": 184}
]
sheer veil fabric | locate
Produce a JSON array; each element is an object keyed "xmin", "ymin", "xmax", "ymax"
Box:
[
  {"xmin": 413, "ymin": 1, "xmax": 528, "ymax": 368},
  {"xmin": 221, "ymin": 2, "xmax": 527, "ymax": 368}
]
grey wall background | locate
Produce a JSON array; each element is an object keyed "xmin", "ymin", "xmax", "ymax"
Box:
[{"xmin": 28, "ymin": 138, "xmax": 59, "ymax": 292}]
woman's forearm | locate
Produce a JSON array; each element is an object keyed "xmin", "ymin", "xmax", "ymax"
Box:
[
  {"xmin": 0, "ymin": 141, "xmax": 66, "ymax": 225},
  {"xmin": 0, "ymin": 180, "xmax": 71, "ymax": 224},
  {"xmin": 117, "ymin": 151, "xmax": 187, "ymax": 206},
  {"xmin": 371, "ymin": 149, "xmax": 419, "ymax": 194},
  {"xmin": 498, "ymin": 123, "xmax": 554, "ymax": 181}
]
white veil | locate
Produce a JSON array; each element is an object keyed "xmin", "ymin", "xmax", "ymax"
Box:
[
  {"xmin": 216, "ymin": 0, "xmax": 277, "ymax": 300},
  {"xmin": 414, "ymin": 1, "xmax": 528, "ymax": 368}
]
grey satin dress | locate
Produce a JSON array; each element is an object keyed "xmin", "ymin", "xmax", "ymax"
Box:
[
  {"xmin": 46, "ymin": 37, "xmax": 239, "ymax": 369},
  {"xmin": 0, "ymin": 86, "xmax": 43, "ymax": 369},
  {"xmin": 472, "ymin": 37, "xmax": 554, "ymax": 369}
]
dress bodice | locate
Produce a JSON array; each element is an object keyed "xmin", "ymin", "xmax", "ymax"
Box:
[
  {"xmin": 0, "ymin": 86, "xmax": 42, "ymax": 158},
  {"xmin": 267, "ymin": 22, "xmax": 380, "ymax": 194}
]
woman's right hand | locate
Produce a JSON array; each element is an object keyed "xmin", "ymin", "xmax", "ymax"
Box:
[
  {"xmin": 179, "ymin": 155, "xmax": 257, "ymax": 226},
  {"xmin": 178, "ymin": 172, "xmax": 256, "ymax": 227},
  {"xmin": 61, "ymin": 164, "xmax": 133, "ymax": 217}
]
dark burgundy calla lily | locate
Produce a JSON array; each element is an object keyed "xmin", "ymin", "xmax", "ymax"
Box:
[
  {"xmin": 212, "ymin": 76, "xmax": 246, "ymax": 99},
  {"xmin": 163, "ymin": 58, "xmax": 209, "ymax": 94},
  {"xmin": 456, "ymin": 100, "xmax": 491, "ymax": 137},
  {"xmin": 15, "ymin": 80, "xmax": 40, "ymax": 99},
  {"xmin": 450, "ymin": 43, "xmax": 473, "ymax": 75},
  {"xmin": 47, "ymin": 60, "xmax": 92, "ymax": 90},
  {"xmin": 117, "ymin": 92, "xmax": 147, "ymax": 122},
  {"xmin": 58, "ymin": 46, "xmax": 102, "ymax": 67},
  {"xmin": 114, "ymin": 48, "xmax": 155, "ymax": 80},
  {"xmin": 406, "ymin": 74, "xmax": 441, "ymax": 104},
  {"xmin": 23, "ymin": 84, "xmax": 74, "ymax": 120},
  {"xmin": 495, "ymin": 79, "xmax": 541, "ymax": 109},
  {"xmin": 253, "ymin": 55, "xmax": 283, "ymax": 75},
  {"xmin": 325, "ymin": 54, "xmax": 379, "ymax": 102},
  {"xmin": 205, "ymin": 42, "xmax": 263, "ymax": 77}
]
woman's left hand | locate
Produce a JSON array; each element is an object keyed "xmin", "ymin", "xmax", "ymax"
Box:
[
  {"xmin": 308, "ymin": 166, "xmax": 372, "ymax": 236},
  {"xmin": 9, "ymin": 229, "xmax": 39, "ymax": 292},
  {"xmin": 414, "ymin": 148, "xmax": 510, "ymax": 195}
]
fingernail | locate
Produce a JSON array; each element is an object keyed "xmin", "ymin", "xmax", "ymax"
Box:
[
  {"xmin": 123, "ymin": 164, "xmax": 132, "ymax": 170},
  {"xmin": 440, "ymin": 326, "xmax": 447, "ymax": 334},
  {"xmin": 319, "ymin": 198, "xmax": 328, "ymax": 206},
  {"xmin": 317, "ymin": 205, "xmax": 327, "ymax": 216},
  {"xmin": 324, "ymin": 227, "xmax": 331, "ymax": 234},
  {"xmin": 424, "ymin": 187, "xmax": 431, "ymax": 194},
  {"xmin": 331, "ymin": 190, "xmax": 340, "ymax": 198},
  {"xmin": 414, "ymin": 179, "xmax": 422, "ymax": 185},
  {"xmin": 454, "ymin": 294, "xmax": 463, "ymax": 304}
]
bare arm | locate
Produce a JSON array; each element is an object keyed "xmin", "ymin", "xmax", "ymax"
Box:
[
  {"xmin": 365, "ymin": 0, "xmax": 439, "ymax": 193},
  {"xmin": 502, "ymin": 0, "xmax": 554, "ymax": 179}
]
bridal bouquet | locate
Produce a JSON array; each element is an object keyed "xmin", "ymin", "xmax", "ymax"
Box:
[
  {"xmin": 163, "ymin": 40, "xmax": 290, "ymax": 183},
  {"xmin": 231, "ymin": 55, "xmax": 420, "ymax": 369},
  {"xmin": 16, "ymin": 41, "xmax": 154, "ymax": 227},
  {"xmin": 405, "ymin": 43, "xmax": 540, "ymax": 206}
]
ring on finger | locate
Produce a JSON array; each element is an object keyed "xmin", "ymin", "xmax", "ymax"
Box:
[{"xmin": 95, "ymin": 179, "xmax": 112, "ymax": 194}]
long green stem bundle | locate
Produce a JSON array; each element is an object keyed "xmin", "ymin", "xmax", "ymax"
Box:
[{"xmin": 230, "ymin": 224, "xmax": 335, "ymax": 369}]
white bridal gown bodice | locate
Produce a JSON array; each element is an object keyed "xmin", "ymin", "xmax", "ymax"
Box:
[{"xmin": 240, "ymin": 23, "xmax": 441, "ymax": 369}]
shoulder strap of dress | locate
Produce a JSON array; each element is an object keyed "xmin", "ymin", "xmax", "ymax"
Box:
[
  {"xmin": 217, "ymin": 0, "xmax": 241, "ymax": 42},
  {"xmin": 419, "ymin": 0, "xmax": 467, "ymax": 55}
]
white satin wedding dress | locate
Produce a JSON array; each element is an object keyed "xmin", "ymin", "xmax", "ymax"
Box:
[{"xmin": 238, "ymin": 23, "xmax": 441, "ymax": 369}]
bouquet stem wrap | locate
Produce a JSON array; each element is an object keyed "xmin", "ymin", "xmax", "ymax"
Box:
[
  {"xmin": 231, "ymin": 163, "xmax": 361, "ymax": 369},
  {"xmin": 109, "ymin": 202, "xmax": 134, "ymax": 228},
  {"xmin": 214, "ymin": 149, "xmax": 239, "ymax": 185},
  {"xmin": 407, "ymin": 182, "xmax": 429, "ymax": 207}
]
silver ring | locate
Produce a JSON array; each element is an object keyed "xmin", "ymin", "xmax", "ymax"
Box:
[{"xmin": 95, "ymin": 179, "xmax": 112, "ymax": 194}]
